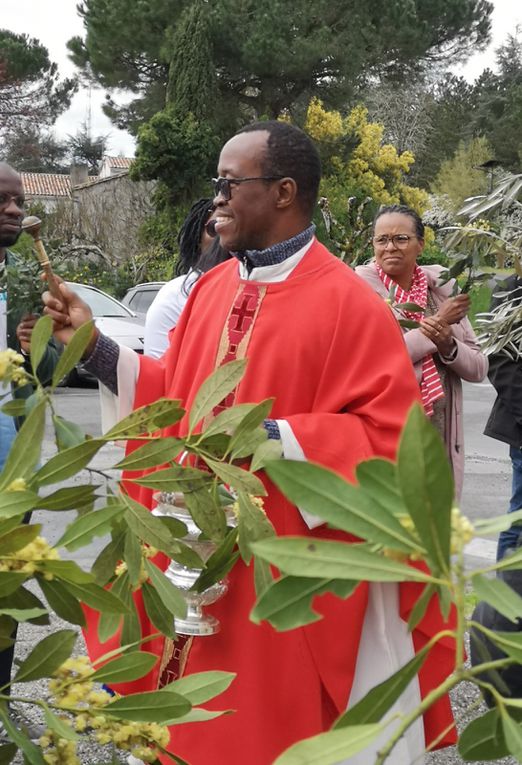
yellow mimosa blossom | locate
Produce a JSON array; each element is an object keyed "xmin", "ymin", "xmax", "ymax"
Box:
[
  {"xmin": 304, "ymin": 98, "xmax": 428, "ymax": 216},
  {"xmin": 231, "ymin": 494, "xmax": 266, "ymax": 518},
  {"xmin": 41, "ymin": 655, "xmax": 171, "ymax": 763},
  {"xmin": 0, "ymin": 348, "xmax": 29, "ymax": 386},
  {"xmin": 381, "ymin": 507, "xmax": 474, "ymax": 561},
  {"xmin": 6, "ymin": 478, "xmax": 27, "ymax": 491},
  {"xmin": 305, "ymin": 97, "xmax": 343, "ymax": 142},
  {"xmin": 115, "ymin": 544, "xmax": 160, "ymax": 587},
  {"xmin": 0, "ymin": 535, "xmax": 60, "ymax": 576},
  {"xmin": 450, "ymin": 507, "xmax": 475, "ymax": 554}
]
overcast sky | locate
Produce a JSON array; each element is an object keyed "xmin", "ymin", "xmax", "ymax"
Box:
[
  {"xmin": 2, "ymin": 0, "xmax": 136, "ymax": 156},
  {"xmin": 2, "ymin": 0, "xmax": 521, "ymax": 160}
]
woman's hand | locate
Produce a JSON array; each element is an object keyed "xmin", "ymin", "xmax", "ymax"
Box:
[
  {"xmin": 434, "ymin": 294, "xmax": 470, "ymax": 326},
  {"xmin": 420, "ymin": 317, "xmax": 456, "ymax": 357}
]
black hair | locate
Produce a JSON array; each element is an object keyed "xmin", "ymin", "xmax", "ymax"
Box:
[
  {"xmin": 195, "ymin": 236, "xmax": 229, "ymax": 274},
  {"xmin": 175, "ymin": 197, "xmax": 214, "ymax": 276},
  {"xmin": 236, "ymin": 121, "xmax": 321, "ymax": 219},
  {"xmin": 373, "ymin": 204, "xmax": 425, "ymax": 239},
  {"xmin": 181, "ymin": 236, "xmax": 230, "ymax": 296},
  {"xmin": 176, "ymin": 197, "xmax": 230, "ymax": 296}
]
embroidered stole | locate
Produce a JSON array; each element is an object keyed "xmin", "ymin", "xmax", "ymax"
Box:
[{"xmin": 158, "ymin": 281, "xmax": 267, "ymax": 686}]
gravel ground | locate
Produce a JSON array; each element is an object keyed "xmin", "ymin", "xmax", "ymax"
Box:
[
  {"xmin": 7, "ymin": 443, "xmax": 129, "ymax": 765},
  {"xmin": 423, "ymin": 631, "xmax": 516, "ymax": 765},
  {"xmin": 426, "ymin": 686, "xmax": 516, "ymax": 765},
  {"xmin": 10, "ymin": 601, "xmax": 129, "ymax": 765},
  {"xmin": 10, "ymin": 614, "xmax": 517, "ymax": 765}
]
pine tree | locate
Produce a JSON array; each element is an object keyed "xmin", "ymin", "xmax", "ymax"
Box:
[
  {"xmin": 166, "ymin": 1, "xmax": 217, "ymax": 122},
  {"xmin": 0, "ymin": 30, "xmax": 76, "ymax": 141},
  {"xmin": 67, "ymin": 0, "xmax": 494, "ymax": 134}
]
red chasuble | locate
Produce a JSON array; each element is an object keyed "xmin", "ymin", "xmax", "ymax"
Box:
[{"xmin": 84, "ymin": 240, "xmax": 457, "ymax": 764}]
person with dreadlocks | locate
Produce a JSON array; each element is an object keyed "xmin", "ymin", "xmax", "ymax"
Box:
[{"xmin": 144, "ymin": 198, "xmax": 229, "ymax": 358}]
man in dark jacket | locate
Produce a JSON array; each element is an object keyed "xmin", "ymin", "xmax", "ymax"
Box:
[
  {"xmin": 484, "ymin": 273, "xmax": 522, "ymax": 559},
  {"xmin": 0, "ymin": 162, "xmax": 60, "ymax": 734},
  {"xmin": 0, "ymin": 161, "xmax": 60, "ymax": 463},
  {"xmin": 470, "ymin": 551, "xmax": 522, "ymax": 705}
]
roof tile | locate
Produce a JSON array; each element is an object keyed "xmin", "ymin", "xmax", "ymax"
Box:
[
  {"xmin": 102, "ymin": 155, "xmax": 133, "ymax": 169},
  {"xmin": 21, "ymin": 173, "xmax": 71, "ymax": 197}
]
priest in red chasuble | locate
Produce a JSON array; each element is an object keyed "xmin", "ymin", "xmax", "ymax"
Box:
[{"xmin": 43, "ymin": 121, "xmax": 456, "ymax": 765}]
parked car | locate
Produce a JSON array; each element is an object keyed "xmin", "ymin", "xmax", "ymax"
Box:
[
  {"xmin": 121, "ymin": 281, "xmax": 166, "ymax": 318},
  {"xmin": 63, "ymin": 282, "xmax": 145, "ymax": 384}
]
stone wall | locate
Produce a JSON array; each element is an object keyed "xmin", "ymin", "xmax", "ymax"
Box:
[{"xmin": 71, "ymin": 172, "xmax": 156, "ymax": 263}]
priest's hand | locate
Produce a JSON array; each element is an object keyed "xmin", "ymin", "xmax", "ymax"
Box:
[{"xmin": 42, "ymin": 276, "xmax": 98, "ymax": 354}]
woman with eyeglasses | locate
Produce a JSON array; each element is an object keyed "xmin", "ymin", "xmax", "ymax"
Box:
[{"xmin": 356, "ymin": 204, "xmax": 487, "ymax": 498}]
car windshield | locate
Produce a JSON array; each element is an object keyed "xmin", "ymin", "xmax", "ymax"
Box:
[{"xmin": 70, "ymin": 284, "xmax": 132, "ymax": 318}]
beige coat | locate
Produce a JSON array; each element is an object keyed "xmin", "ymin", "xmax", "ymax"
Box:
[{"xmin": 356, "ymin": 263, "xmax": 488, "ymax": 498}]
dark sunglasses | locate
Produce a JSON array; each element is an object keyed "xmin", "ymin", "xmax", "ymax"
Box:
[{"xmin": 212, "ymin": 175, "xmax": 284, "ymax": 201}]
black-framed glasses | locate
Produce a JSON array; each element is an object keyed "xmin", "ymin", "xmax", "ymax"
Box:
[
  {"xmin": 212, "ymin": 175, "xmax": 284, "ymax": 201},
  {"xmin": 0, "ymin": 193, "xmax": 25, "ymax": 210},
  {"xmin": 373, "ymin": 234, "xmax": 417, "ymax": 249}
]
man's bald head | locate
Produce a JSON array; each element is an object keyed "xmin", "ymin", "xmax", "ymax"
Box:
[{"xmin": 0, "ymin": 162, "xmax": 20, "ymax": 179}]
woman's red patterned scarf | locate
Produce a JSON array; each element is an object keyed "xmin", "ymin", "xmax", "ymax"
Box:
[{"xmin": 377, "ymin": 264, "xmax": 444, "ymax": 416}]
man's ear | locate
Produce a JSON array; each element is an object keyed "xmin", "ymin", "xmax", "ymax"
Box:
[{"xmin": 275, "ymin": 178, "xmax": 297, "ymax": 210}]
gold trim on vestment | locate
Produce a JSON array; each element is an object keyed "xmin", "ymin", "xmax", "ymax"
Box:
[{"xmin": 158, "ymin": 636, "xmax": 194, "ymax": 688}]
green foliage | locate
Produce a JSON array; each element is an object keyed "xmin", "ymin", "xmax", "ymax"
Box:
[
  {"xmin": 417, "ymin": 242, "xmax": 449, "ymax": 268},
  {"xmin": 133, "ymin": 194, "xmax": 188, "ymax": 280},
  {"xmin": 250, "ymin": 405, "xmax": 522, "ymax": 763},
  {"xmin": 68, "ymin": 0, "xmax": 492, "ymax": 134},
  {"xmin": 314, "ymin": 186, "xmax": 375, "ymax": 265},
  {"xmin": 273, "ymin": 724, "xmax": 385, "ymax": 765},
  {"xmin": 336, "ymin": 646, "xmax": 431, "ymax": 729},
  {"xmin": 471, "ymin": 32, "xmax": 522, "ymax": 171},
  {"xmin": 364, "ymin": 31, "xmax": 522, "ymax": 190},
  {"xmin": 0, "ymin": 30, "xmax": 76, "ymax": 140},
  {"xmin": 67, "ymin": 0, "xmax": 175, "ymax": 133},
  {"xmin": 67, "ymin": 121, "xmax": 109, "ymax": 174},
  {"xmin": 438, "ymin": 172, "xmax": 522, "ymax": 348},
  {"xmin": 130, "ymin": 101, "xmax": 220, "ymax": 274},
  {"xmin": 407, "ymin": 75, "xmax": 478, "ymax": 188},
  {"xmin": 0, "ymin": 327, "xmax": 284, "ymax": 761},
  {"xmin": 165, "ymin": 0, "xmax": 217, "ymax": 123},
  {"xmin": 130, "ymin": 108, "xmax": 220, "ymax": 206},
  {"xmin": 432, "ymin": 136, "xmax": 494, "ymax": 212},
  {"xmin": 1, "ymin": 125, "xmax": 68, "ymax": 173},
  {"xmin": 468, "ymin": 282, "xmax": 493, "ymax": 327},
  {"xmin": 0, "ymin": 245, "xmax": 43, "ymax": 315}
]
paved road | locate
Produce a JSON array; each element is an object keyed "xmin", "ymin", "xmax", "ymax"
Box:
[
  {"xmin": 35, "ymin": 386, "xmax": 121, "ymax": 569},
  {"xmin": 461, "ymin": 380, "xmax": 510, "ymax": 518},
  {"xmin": 460, "ymin": 380, "xmax": 511, "ymax": 567}
]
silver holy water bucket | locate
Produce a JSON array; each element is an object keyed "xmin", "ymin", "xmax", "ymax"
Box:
[{"xmin": 152, "ymin": 491, "xmax": 236, "ymax": 636}]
